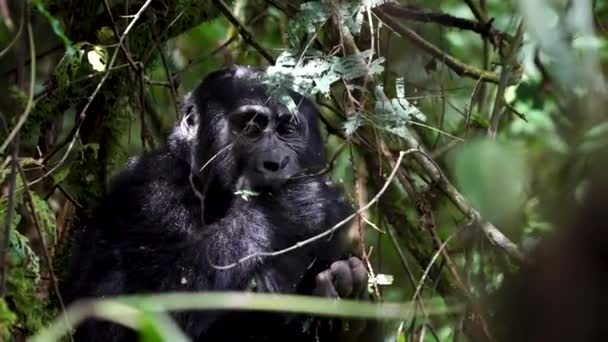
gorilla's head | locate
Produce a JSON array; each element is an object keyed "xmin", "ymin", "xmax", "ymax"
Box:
[{"xmin": 170, "ymin": 65, "xmax": 326, "ymax": 193}]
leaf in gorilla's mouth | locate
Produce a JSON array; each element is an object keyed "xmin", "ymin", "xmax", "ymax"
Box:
[{"xmin": 234, "ymin": 189, "xmax": 259, "ymax": 201}]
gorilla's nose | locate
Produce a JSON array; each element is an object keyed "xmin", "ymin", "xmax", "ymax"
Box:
[{"xmin": 258, "ymin": 155, "xmax": 289, "ymax": 174}]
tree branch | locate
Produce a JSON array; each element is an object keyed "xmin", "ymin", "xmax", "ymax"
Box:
[
  {"xmin": 374, "ymin": 9, "xmax": 507, "ymax": 85},
  {"xmin": 379, "ymin": 3, "xmax": 507, "ymax": 46}
]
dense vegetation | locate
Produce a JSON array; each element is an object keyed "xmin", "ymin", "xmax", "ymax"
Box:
[{"xmin": 1, "ymin": 0, "xmax": 608, "ymax": 340}]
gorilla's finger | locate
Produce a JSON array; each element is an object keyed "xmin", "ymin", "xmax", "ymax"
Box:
[
  {"xmin": 348, "ymin": 256, "xmax": 368, "ymax": 296},
  {"xmin": 313, "ymin": 270, "xmax": 339, "ymax": 297},
  {"xmin": 330, "ymin": 260, "xmax": 353, "ymax": 297}
]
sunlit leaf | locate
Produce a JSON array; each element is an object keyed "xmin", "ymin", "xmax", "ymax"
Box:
[
  {"xmin": 86, "ymin": 46, "xmax": 108, "ymax": 72},
  {"xmin": 343, "ymin": 111, "xmax": 366, "ymax": 136}
]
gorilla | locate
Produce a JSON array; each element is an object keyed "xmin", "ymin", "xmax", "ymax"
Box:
[{"xmin": 61, "ymin": 66, "xmax": 376, "ymax": 341}]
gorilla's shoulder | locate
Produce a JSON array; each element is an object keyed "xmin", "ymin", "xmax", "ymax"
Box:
[{"xmin": 108, "ymin": 148, "xmax": 191, "ymax": 195}]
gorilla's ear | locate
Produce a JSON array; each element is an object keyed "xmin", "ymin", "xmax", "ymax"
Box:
[{"xmin": 169, "ymin": 92, "xmax": 200, "ymax": 160}]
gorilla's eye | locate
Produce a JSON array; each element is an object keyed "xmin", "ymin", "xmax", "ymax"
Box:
[
  {"xmin": 231, "ymin": 110, "xmax": 268, "ymax": 138},
  {"xmin": 276, "ymin": 121, "xmax": 297, "ymax": 137}
]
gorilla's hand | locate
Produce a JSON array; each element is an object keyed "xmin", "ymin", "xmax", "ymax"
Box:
[
  {"xmin": 313, "ymin": 256, "xmax": 368, "ymax": 298},
  {"xmin": 311, "ymin": 257, "xmax": 373, "ymax": 340}
]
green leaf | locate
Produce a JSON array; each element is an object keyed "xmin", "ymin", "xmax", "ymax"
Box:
[
  {"xmin": 86, "ymin": 45, "xmax": 108, "ymax": 72},
  {"xmin": 333, "ymin": 50, "xmax": 384, "ymax": 80},
  {"xmin": 449, "ymin": 139, "xmax": 529, "ymax": 227},
  {"xmin": 51, "ymin": 165, "xmax": 72, "ymax": 186},
  {"xmin": 298, "ymin": 2, "xmax": 331, "ymax": 34},
  {"xmin": 343, "ymin": 112, "xmax": 366, "ymax": 136},
  {"xmin": 137, "ymin": 312, "xmax": 189, "ymax": 342},
  {"xmin": 374, "ymin": 85, "xmax": 426, "ymax": 122},
  {"xmin": 234, "ymin": 189, "xmax": 259, "ymax": 201}
]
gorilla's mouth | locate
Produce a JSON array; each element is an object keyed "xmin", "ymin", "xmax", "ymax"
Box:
[{"xmin": 235, "ymin": 172, "xmax": 291, "ymax": 194}]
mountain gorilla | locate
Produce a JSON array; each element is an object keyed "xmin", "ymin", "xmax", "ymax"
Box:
[{"xmin": 61, "ymin": 66, "xmax": 374, "ymax": 341}]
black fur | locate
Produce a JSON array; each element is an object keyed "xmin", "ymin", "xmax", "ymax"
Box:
[{"xmin": 61, "ymin": 66, "xmax": 373, "ymax": 341}]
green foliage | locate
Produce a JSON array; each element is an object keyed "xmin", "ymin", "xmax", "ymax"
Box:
[
  {"xmin": 580, "ymin": 122, "xmax": 608, "ymax": 153},
  {"xmin": 449, "ymin": 138, "xmax": 529, "ymax": 228},
  {"xmin": 295, "ymin": 2, "xmax": 331, "ymax": 35},
  {"xmin": 7, "ymin": 265, "xmax": 53, "ymax": 334},
  {"xmin": 343, "ymin": 111, "xmax": 366, "ymax": 136},
  {"xmin": 0, "ymin": 298, "xmax": 17, "ymax": 340},
  {"xmin": 30, "ymin": 192, "xmax": 57, "ymax": 243},
  {"xmin": 266, "ymin": 49, "xmax": 384, "ymax": 113},
  {"xmin": 0, "ymin": 188, "xmax": 54, "ymax": 337},
  {"xmin": 32, "ymin": 0, "xmax": 74, "ymax": 53}
]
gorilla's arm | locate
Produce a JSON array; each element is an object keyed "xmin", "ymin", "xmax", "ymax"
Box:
[{"xmin": 62, "ymin": 152, "xmax": 280, "ymax": 340}]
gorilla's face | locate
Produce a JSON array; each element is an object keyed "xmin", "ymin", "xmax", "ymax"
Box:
[
  {"xmin": 228, "ymin": 103, "xmax": 307, "ymax": 191},
  {"xmin": 189, "ymin": 66, "xmax": 326, "ymax": 193}
]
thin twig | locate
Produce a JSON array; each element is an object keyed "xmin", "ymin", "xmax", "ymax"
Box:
[
  {"xmin": 0, "ymin": 23, "xmax": 36, "ymax": 155},
  {"xmin": 76, "ymin": 0, "xmax": 153, "ymax": 123},
  {"xmin": 102, "ymin": 0, "xmax": 138, "ymax": 70},
  {"xmin": 138, "ymin": 67, "xmax": 146, "ymax": 150},
  {"xmin": 0, "ymin": 1, "xmax": 23, "ymax": 59},
  {"xmin": 488, "ymin": 22, "xmax": 523, "ymax": 138},
  {"xmin": 212, "ymin": 149, "xmax": 414, "ymax": 270},
  {"xmin": 0, "ymin": 7, "xmax": 28, "ymax": 296},
  {"xmin": 153, "ymin": 36, "xmax": 180, "ymax": 117},
  {"xmin": 463, "ymin": 0, "xmax": 488, "ymax": 23},
  {"xmin": 27, "ymin": 129, "xmax": 79, "ymax": 187},
  {"xmin": 291, "ymin": 141, "xmax": 347, "ymax": 179},
  {"xmin": 380, "ymin": 3, "xmax": 504, "ymax": 45},
  {"xmin": 176, "ymin": 34, "xmax": 238, "ymax": 75},
  {"xmin": 199, "ymin": 144, "xmax": 233, "ymax": 173},
  {"xmin": 411, "ymin": 233, "xmax": 456, "ymax": 308},
  {"xmin": 16, "ymin": 164, "xmax": 73, "ymax": 341},
  {"xmin": 212, "ymin": 0, "xmax": 276, "ymax": 64},
  {"xmin": 142, "ymin": 10, "xmax": 185, "ymax": 64}
]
